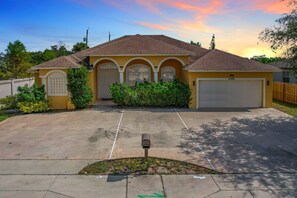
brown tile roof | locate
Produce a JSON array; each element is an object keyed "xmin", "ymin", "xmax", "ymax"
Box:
[
  {"xmin": 146, "ymin": 35, "xmax": 208, "ymax": 59},
  {"xmin": 30, "ymin": 55, "xmax": 81, "ymax": 71},
  {"xmin": 85, "ymin": 34, "xmax": 194, "ymax": 55},
  {"xmin": 185, "ymin": 49, "xmax": 280, "ymax": 72},
  {"xmin": 30, "ymin": 34, "xmax": 280, "ymax": 72}
]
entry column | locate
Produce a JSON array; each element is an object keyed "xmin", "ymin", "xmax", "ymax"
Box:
[{"xmin": 119, "ymin": 71, "xmax": 124, "ymax": 84}]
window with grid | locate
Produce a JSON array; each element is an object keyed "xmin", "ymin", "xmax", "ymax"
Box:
[
  {"xmin": 127, "ymin": 64, "xmax": 150, "ymax": 86},
  {"xmin": 161, "ymin": 66, "xmax": 175, "ymax": 82},
  {"xmin": 48, "ymin": 73, "xmax": 67, "ymax": 96}
]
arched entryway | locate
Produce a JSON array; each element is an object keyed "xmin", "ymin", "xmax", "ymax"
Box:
[{"xmin": 97, "ymin": 62, "xmax": 119, "ymax": 99}]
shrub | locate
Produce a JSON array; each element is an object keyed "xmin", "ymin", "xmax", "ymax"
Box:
[
  {"xmin": 17, "ymin": 101, "xmax": 50, "ymax": 114},
  {"xmin": 110, "ymin": 79, "xmax": 191, "ymax": 107},
  {"xmin": 17, "ymin": 84, "xmax": 46, "ymax": 102},
  {"xmin": 67, "ymin": 66, "xmax": 93, "ymax": 109},
  {"xmin": 16, "ymin": 84, "xmax": 49, "ymax": 113},
  {"xmin": 0, "ymin": 95, "xmax": 18, "ymax": 111}
]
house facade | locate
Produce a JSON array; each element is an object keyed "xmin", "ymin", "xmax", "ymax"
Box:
[
  {"xmin": 30, "ymin": 34, "xmax": 279, "ymax": 109},
  {"xmin": 272, "ymin": 61, "xmax": 297, "ymax": 83}
]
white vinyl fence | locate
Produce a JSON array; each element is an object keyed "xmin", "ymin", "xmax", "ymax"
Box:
[{"xmin": 0, "ymin": 78, "xmax": 35, "ymax": 98}]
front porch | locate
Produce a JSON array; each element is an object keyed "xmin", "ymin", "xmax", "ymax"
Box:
[{"xmin": 88, "ymin": 56, "xmax": 187, "ymax": 101}]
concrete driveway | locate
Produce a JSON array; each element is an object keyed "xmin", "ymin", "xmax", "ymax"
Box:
[
  {"xmin": 0, "ymin": 106, "xmax": 297, "ymax": 197},
  {"xmin": 0, "ymin": 106, "xmax": 297, "ymax": 174}
]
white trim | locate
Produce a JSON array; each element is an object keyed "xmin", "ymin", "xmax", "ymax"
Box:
[
  {"xmin": 196, "ymin": 78, "xmax": 266, "ymax": 109},
  {"xmin": 123, "ymin": 57, "xmax": 155, "ymax": 71},
  {"xmin": 187, "ymin": 70, "xmax": 275, "ymax": 72},
  {"xmin": 93, "ymin": 58, "xmax": 121, "ymax": 72},
  {"xmin": 157, "ymin": 57, "xmax": 185, "ymax": 72},
  {"xmin": 41, "ymin": 70, "xmax": 67, "ymax": 78}
]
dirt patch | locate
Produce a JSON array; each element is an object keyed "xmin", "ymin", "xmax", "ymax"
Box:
[{"xmin": 78, "ymin": 157, "xmax": 220, "ymax": 175}]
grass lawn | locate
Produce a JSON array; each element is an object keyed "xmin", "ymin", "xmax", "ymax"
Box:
[
  {"xmin": 273, "ymin": 100, "xmax": 297, "ymax": 118},
  {"xmin": 79, "ymin": 157, "xmax": 220, "ymax": 175},
  {"xmin": 0, "ymin": 112, "xmax": 19, "ymax": 122}
]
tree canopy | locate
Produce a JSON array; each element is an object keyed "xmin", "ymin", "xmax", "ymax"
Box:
[
  {"xmin": 4, "ymin": 40, "xmax": 31, "ymax": 79},
  {"xmin": 259, "ymin": 0, "xmax": 297, "ymax": 72},
  {"xmin": 72, "ymin": 42, "xmax": 89, "ymax": 53},
  {"xmin": 190, "ymin": 41, "xmax": 202, "ymax": 47}
]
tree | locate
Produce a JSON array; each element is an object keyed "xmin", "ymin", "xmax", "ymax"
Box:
[
  {"xmin": 209, "ymin": 34, "xmax": 215, "ymax": 50},
  {"xmin": 72, "ymin": 42, "xmax": 89, "ymax": 53},
  {"xmin": 259, "ymin": 0, "xmax": 297, "ymax": 73},
  {"xmin": 0, "ymin": 52, "xmax": 8, "ymax": 80},
  {"xmin": 5, "ymin": 40, "xmax": 31, "ymax": 78},
  {"xmin": 190, "ymin": 41, "xmax": 202, "ymax": 47},
  {"xmin": 51, "ymin": 41, "xmax": 70, "ymax": 57},
  {"xmin": 250, "ymin": 55, "xmax": 282, "ymax": 64},
  {"xmin": 67, "ymin": 66, "xmax": 93, "ymax": 109},
  {"xmin": 42, "ymin": 49, "xmax": 56, "ymax": 61}
]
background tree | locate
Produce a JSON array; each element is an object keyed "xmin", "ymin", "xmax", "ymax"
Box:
[
  {"xmin": 209, "ymin": 34, "xmax": 216, "ymax": 50},
  {"xmin": 190, "ymin": 41, "xmax": 202, "ymax": 47},
  {"xmin": 51, "ymin": 41, "xmax": 70, "ymax": 57},
  {"xmin": 5, "ymin": 40, "xmax": 31, "ymax": 79},
  {"xmin": 0, "ymin": 52, "xmax": 8, "ymax": 79},
  {"xmin": 259, "ymin": 0, "xmax": 297, "ymax": 73},
  {"xmin": 72, "ymin": 42, "xmax": 89, "ymax": 53},
  {"xmin": 250, "ymin": 55, "xmax": 282, "ymax": 64}
]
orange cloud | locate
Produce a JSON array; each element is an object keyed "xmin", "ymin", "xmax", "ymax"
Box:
[
  {"xmin": 253, "ymin": 0, "xmax": 293, "ymax": 14},
  {"xmin": 137, "ymin": 21, "xmax": 173, "ymax": 31}
]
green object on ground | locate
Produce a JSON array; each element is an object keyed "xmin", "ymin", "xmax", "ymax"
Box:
[{"xmin": 137, "ymin": 193, "xmax": 165, "ymax": 198}]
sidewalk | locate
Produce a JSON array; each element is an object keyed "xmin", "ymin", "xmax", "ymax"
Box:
[{"xmin": 0, "ymin": 173, "xmax": 296, "ymax": 198}]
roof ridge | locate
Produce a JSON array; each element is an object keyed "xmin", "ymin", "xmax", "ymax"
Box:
[
  {"xmin": 142, "ymin": 35, "xmax": 194, "ymax": 55},
  {"xmin": 86, "ymin": 35, "xmax": 131, "ymax": 55},
  {"xmin": 64, "ymin": 56, "xmax": 80, "ymax": 66},
  {"xmin": 154, "ymin": 35, "xmax": 208, "ymax": 51}
]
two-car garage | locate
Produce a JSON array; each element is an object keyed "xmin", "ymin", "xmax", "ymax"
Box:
[{"xmin": 196, "ymin": 78, "xmax": 265, "ymax": 108}]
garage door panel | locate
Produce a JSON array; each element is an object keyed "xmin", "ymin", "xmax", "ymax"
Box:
[{"xmin": 199, "ymin": 80, "xmax": 263, "ymax": 108}]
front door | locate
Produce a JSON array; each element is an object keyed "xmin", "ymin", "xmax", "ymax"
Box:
[{"xmin": 98, "ymin": 63, "xmax": 119, "ymax": 99}]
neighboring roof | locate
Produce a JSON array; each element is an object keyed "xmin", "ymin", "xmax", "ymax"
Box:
[
  {"xmin": 86, "ymin": 34, "xmax": 194, "ymax": 56},
  {"xmin": 30, "ymin": 55, "xmax": 81, "ymax": 71},
  {"xmin": 271, "ymin": 61, "xmax": 295, "ymax": 69},
  {"xmin": 185, "ymin": 49, "xmax": 281, "ymax": 72}
]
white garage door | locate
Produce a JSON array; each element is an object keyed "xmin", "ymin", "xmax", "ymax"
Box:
[{"xmin": 198, "ymin": 79, "xmax": 263, "ymax": 108}]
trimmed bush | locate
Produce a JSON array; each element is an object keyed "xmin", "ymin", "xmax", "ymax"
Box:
[
  {"xmin": 0, "ymin": 95, "xmax": 18, "ymax": 111},
  {"xmin": 110, "ymin": 80, "xmax": 191, "ymax": 107},
  {"xmin": 17, "ymin": 84, "xmax": 46, "ymax": 102},
  {"xmin": 16, "ymin": 84, "xmax": 50, "ymax": 113},
  {"xmin": 67, "ymin": 66, "xmax": 93, "ymax": 109},
  {"xmin": 17, "ymin": 101, "xmax": 50, "ymax": 114}
]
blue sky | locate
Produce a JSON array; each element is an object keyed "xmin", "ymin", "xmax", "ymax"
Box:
[{"xmin": 0, "ymin": 0, "xmax": 292, "ymax": 57}]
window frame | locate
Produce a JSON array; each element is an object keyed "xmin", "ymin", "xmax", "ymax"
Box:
[
  {"xmin": 126, "ymin": 64, "xmax": 151, "ymax": 86},
  {"xmin": 47, "ymin": 72, "xmax": 68, "ymax": 96},
  {"xmin": 161, "ymin": 66, "xmax": 176, "ymax": 82}
]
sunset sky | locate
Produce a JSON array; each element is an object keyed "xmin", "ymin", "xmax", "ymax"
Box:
[{"xmin": 0, "ymin": 0, "xmax": 294, "ymax": 57}]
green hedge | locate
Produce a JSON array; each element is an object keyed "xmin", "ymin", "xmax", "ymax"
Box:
[
  {"xmin": 17, "ymin": 101, "xmax": 50, "ymax": 114},
  {"xmin": 110, "ymin": 80, "xmax": 191, "ymax": 107}
]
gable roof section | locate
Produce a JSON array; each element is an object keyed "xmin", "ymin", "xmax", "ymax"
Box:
[
  {"xmin": 185, "ymin": 49, "xmax": 280, "ymax": 72},
  {"xmin": 30, "ymin": 55, "xmax": 81, "ymax": 70},
  {"xmin": 86, "ymin": 34, "xmax": 194, "ymax": 56},
  {"xmin": 146, "ymin": 35, "xmax": 208, "ymax": 58}
]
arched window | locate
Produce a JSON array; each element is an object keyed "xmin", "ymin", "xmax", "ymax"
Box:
[
  {"xmin": 161, "ymin": 66, "xmax": 175, "ymax": 82},
  {"xmin": 126, "ymin": 64, "xmax": 151, "ymax": 86},
  {"xmin": 48, "ymin": 72, "xmax": 67, "ymax": 96}
]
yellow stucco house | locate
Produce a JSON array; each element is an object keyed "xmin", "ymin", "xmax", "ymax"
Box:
[{"xmin": 30, "ymin": 34, "xmax": 279, "ymax": 109}]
